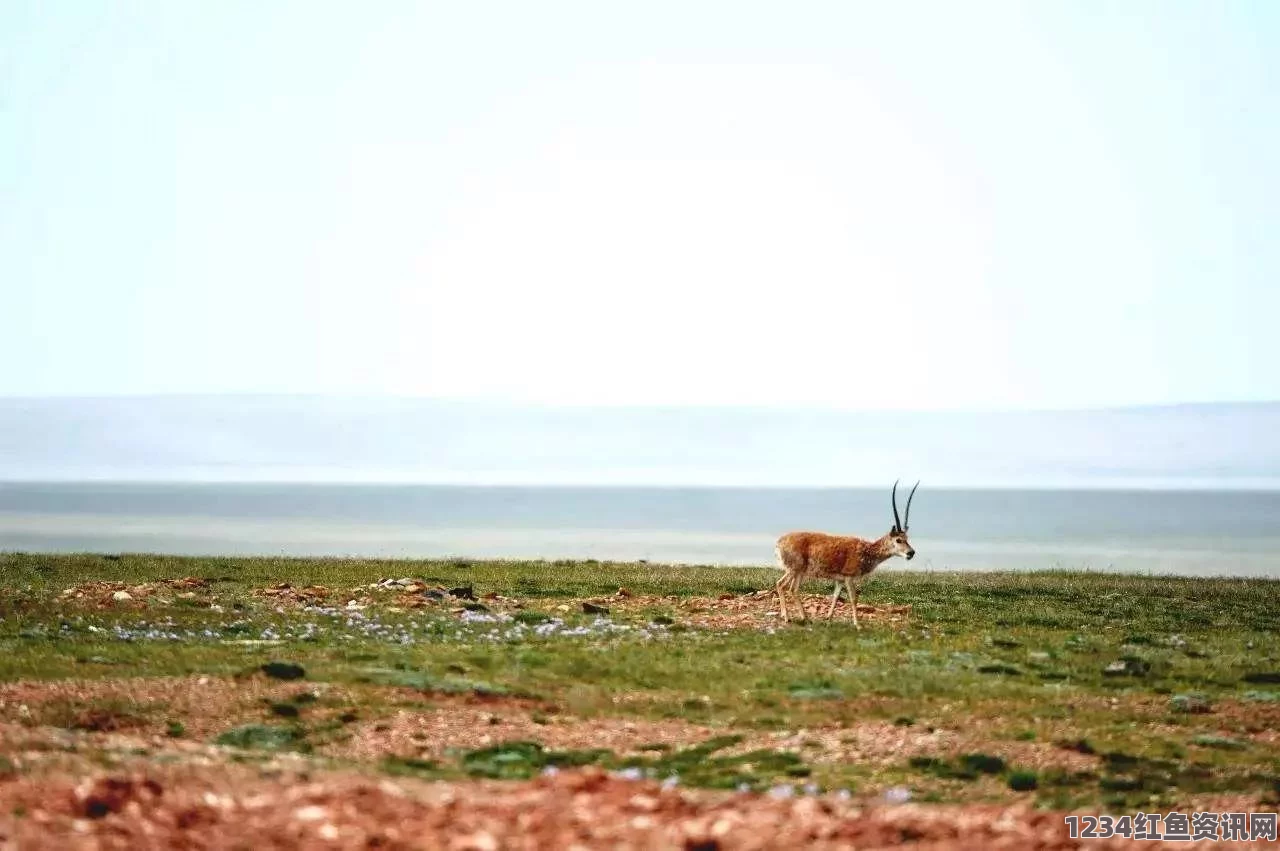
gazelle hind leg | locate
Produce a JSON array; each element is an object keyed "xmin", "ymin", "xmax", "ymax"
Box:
[
  {"xmin": 824, "ymin": 581, "xmax": 842, "ymax": 619},
  {"xmin": 846, "ymin": 578, "xmax": 860, "ymax": 629},
  {"xmin": 776, "ymin": 571, "xmax": 801, "ymax": 623}
]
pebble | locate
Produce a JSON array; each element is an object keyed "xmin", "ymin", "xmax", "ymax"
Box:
[
  {"xmin": 111, "ymin": 591, "xmax": 133, "ymax": 602},
  {"xmin": 883, "ymin": 786, "xmax": 912, "ymax": 804},
  {"xmin": 294, "ymin": 805, "xmax": 329, "ymax": 822}
]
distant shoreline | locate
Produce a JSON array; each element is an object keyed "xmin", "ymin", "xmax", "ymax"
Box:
[
  {"xmin": 4, "ymin": 482, "xmax": 1280, "ymax": 578},
  {"xmin": 4, "ymin": 479, "xmax": 1280, "ymax": 493}
]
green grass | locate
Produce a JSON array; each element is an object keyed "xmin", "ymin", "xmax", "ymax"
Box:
[{"xmin": 2, "ymin": 552, "xmax": 1279, "ymax": 808}]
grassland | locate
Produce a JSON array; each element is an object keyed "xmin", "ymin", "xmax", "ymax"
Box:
[{"xmin": 2, "ymin": 551, "xmax": 1279, "ymax": 836}]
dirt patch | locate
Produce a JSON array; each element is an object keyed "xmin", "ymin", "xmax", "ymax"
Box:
[
  {"xmin": 56, "ymin": 578, "xmax": 214, "ymax": 608},
  {"xmin": 759, "ymin": 723, "xmax": 1099, "ymax": 774},
  {"xmin": 0, "ymin": 677, "xmax": 1099, "ymax": 778},
  {"xmin": 0, "ymin": 764, "xmax": 1199, "ymax": 850},
  {"xmin": 0, "ymin": 677, "xmax": 359, "ymax": 741},
  {"xmin": 549, "ymin": 589, "xmax": 913, "ymax": 631},
  {"xmin": 336, "ymin": 705, "xmax": 728, "ymax": 763},
  {"xmin": 52, "ymin": 577, "xmax": 911, "ymax": 632},
  {"xmin": 253, "ymin": 582, "xmax": 344, "ymax": 608}
]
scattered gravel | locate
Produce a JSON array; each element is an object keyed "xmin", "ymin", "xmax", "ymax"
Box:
[{"xmin": 0, "ymin": 764, "xmax": 1167, "ymax": 850}]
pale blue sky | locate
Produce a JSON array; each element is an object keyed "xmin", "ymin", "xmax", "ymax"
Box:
[{"xmin": 3, "ymin": 1, "xmax": 1278, "ymax": 410}]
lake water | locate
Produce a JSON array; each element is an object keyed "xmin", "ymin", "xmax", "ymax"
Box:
[{"xmin": 2, "ymin": 483, "xmax": 1279, "ymax": 577}]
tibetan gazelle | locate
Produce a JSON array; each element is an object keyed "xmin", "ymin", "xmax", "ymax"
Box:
[{"xmin": 773, "ymin": 480, "xmax": 919, "ymax": 627}]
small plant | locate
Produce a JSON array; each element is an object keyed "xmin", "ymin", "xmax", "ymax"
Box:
[
  {"xmin": 910, "ymin": 753, "xmax": 1006, "ymax": 781},
  {"xmin": 260, "ymin": 662, "xmax": 306, "ymax": 681},
  {"xmin": 788, "ymin": 680, "xmax": 843, "ymax": 700},
  {"xmin": 1008, "ymin": 770, "xmax": 1038, "ymax": 791},
  {"xmin": 1243, "ymin": 672, "xmax": 1280, "ymax": 684},
  {"xmin": 977, "ymin": 663, "xmax": 1021, "ymax": 676},
  {"xmin": 215, "ymin": 724, "xmax": 306, "ymax": 752}
]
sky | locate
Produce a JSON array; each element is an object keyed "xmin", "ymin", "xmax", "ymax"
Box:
[{"xmin": 3, "ymin": 1, "xmax": 1279, "ymax": 411}]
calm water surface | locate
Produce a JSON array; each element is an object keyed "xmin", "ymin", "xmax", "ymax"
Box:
[{"xmin": 2, "ymin": 483, "xmax": 1279, "ymax": 577}]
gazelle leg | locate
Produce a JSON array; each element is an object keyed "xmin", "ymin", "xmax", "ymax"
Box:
[
  {"xmin": 774, "ymin": 574, "xmax": 790, "ymax": 622},
  {"xmin": 778, "ymin": 573, "xmax": 800, "ymax": 623},
  {"xmin": 788, "ymin": 574, "xmax": 806, "ymax": 622},
  {"xmin": 847, "ymin": 578, "xmax": 860, "ymax": 629},
  {"xmin": 825, "ymin": 581, "xmax": 842, "ymax": 619}
]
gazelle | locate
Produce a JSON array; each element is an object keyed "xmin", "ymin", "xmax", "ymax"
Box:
[{"xmin": 773, "ymin": 480, "xmax": 919, "ymax": 627}]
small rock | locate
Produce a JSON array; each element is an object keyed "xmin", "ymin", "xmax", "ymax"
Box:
[
  {"xmin": 456, "ymin": 832, "xmax": 498, "ymax": 851},
  {"xmin": 1103, "ymin": 658, "xmax": 1149, "ymax": 677},
  {"xmin": 883, "ymin": 786, "xmax": 912, "ymax": 804},
  {"xmin": 583, "ymin": 602, "xmax": 610, "ymax": 615},
  {"xmin": 629, "ymin": 793, "xmax": 659, "ymax": 811},
  {"xmin": 294, "ymin": 805, "xmax": 328, "ymax": 822},
  {"xmin": 111, "ymin": 591, "xmax": 133, "ymax": 602},
  {"xmin": 395, "ymin": 578, "xmax": 416, "ymax": 587}
]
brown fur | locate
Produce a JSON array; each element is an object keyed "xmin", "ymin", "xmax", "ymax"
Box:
[{"xmin": 774, "ymin": 528, "xmax": 914, "ymax": 626}]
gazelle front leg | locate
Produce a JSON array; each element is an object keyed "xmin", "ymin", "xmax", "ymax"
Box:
[
  {"xmin": 846, "ymin": 577, "xmax": 860, "ymax": 629},
  {"xmin": 824, "ymin": 581, "xmax": 842, "ymax": 619}
]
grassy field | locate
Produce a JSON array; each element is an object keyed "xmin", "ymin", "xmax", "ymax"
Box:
[{"xmin": 2, "ymin": 551, "xmax": 1279, "ymax": 815}]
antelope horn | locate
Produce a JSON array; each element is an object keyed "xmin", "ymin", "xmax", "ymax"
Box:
[
  {"xmin": 891, "ymin": 479, "xmax": 903, "ymax": 532},
  {"xmin": 903, "ymin": 480, "xmax": 920, "ymax": 530}
]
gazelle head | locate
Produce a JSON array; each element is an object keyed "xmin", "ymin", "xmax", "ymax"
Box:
[{"xmin": 888, "ymin": 479, "xmax": 920, "ymax": 560}]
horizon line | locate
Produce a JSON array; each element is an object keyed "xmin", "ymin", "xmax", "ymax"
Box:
[
  {"xmin": 2, "ymin": 392, "xmax": 1279, "ymax": 417},
  {"xmin": 4, "ymin": 477, "xmax": 1280, "ymax": 493}
]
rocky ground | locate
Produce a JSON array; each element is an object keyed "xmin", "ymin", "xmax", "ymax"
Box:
[
  {"xmin": 3, "ymin": 555, "xmax": 1278, "ymax": 848},
  {"xmin": 10, "ymin": 763, "xmax": 1259, "ymax": 850}
]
